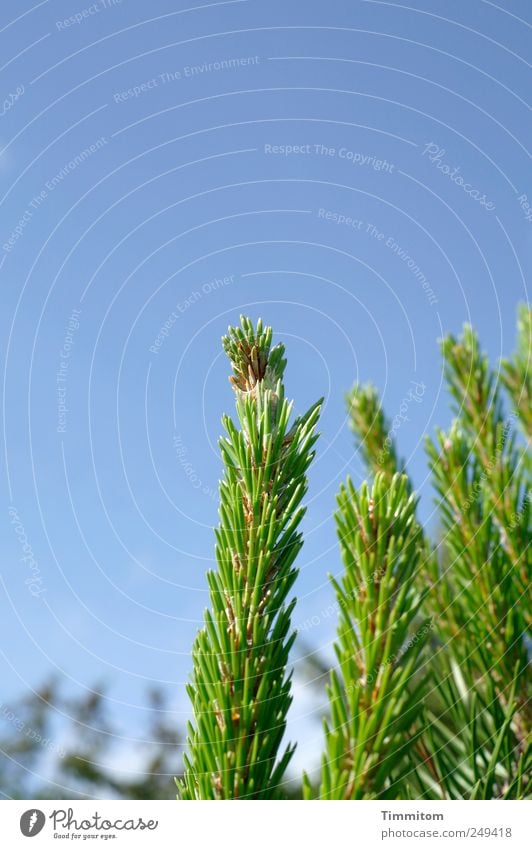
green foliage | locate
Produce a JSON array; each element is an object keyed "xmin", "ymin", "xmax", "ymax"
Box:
[
  {"xmin": 346, "ymin": 384, "xmax": 404, "ymax": 480},
  {"xmin": 428, "ymin": 324, "xmax": 530, "ymax": 685},
  {"xmin": 0, "ymin": 680, "xmax": 182, "ymax": 800},
  {"xmin": 177, "ymin": 316, "xmax": 321, "ymax": 799},
  {"xmin": 412, "ymin": 658, "xmax": 529, "ymax": 800},
  {"xmin": 344, "ymin": 382, "xmax": 440, "ymax": 632},
  {"xmin": 311, "ymin": 473, "xmax": 430, "ymax": 799},
  {"xmin": 6, "ymin": 311, "xmax": 527, "ymax": 803},
  {"xmin": 501, "ymin": 304, "xmax": 532, "ymax": 437},
  {"xmin": 311, "ymin": 306, "xmax": 530, "ymax": 800},
  {"xmin": 418, "ymin": 318, "xmax": 530, "ymax": 798}
]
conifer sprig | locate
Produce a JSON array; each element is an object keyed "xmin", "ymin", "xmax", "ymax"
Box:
[
  {"xmin": 430, "ymin": 325, "xmax": 530, "ymax": 678},
  {"xmin": 179, "ymin": 308, "xmax": 529, "ymax": 801},
  {"xmin": 346, "ymin": 384, "xmax": 404, "ymax": 480},
  {"xmin": 177, "ymin": 316, "xmax": 321, "ymax": 799},
  {"xmin": 345, "ymin": 383, "xmax": 439, "ymax": 628},
  {"xmin": 314, "ymin": 308, "xmax": 530, "ymax": 800},
  {"xmin": 309, "ymin": 473, "xmax": 430, "ymax": 799}
]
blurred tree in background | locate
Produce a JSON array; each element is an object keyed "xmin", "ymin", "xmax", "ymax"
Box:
[{"xmin": 0, "ymin": 680, "xmax": 182, "ymax": 799}]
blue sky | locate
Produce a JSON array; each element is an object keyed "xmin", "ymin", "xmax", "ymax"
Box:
[{"xmin": 1, "ymin": 0, "xmax": 530, "ymax": 790}]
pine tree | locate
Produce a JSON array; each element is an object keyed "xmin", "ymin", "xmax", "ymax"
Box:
[{"xmin": 177, "ymin": 317, "xmax": 321, "ymax": 799}]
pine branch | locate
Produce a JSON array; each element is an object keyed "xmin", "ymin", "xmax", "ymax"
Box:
[
  {"xmin": 177, "ymin": 316, "xmax": 321, "ymax": 799},
  {"xmin": 424, "ymin": 322, "xmax": 530, "ymax": 782},
  {"xmin": 333, "ymin": 314, "xmax": 531, "ymax": 800},
  {"xmin": 432, "ymin": 325, "xmax": 530, "ymax": 673},
  {"xmin": 412, "ymin": 658, "xmax": 530, "ymax": 800},
  {"xmin": 440, "ymin": 326, "xmax": 529, "ymax": 568},
  {"xmin": 346, "ymin": 384, "xmax": 405, "ymax": 480},
  {"xmin": 310, "ymin": 473, "xmax": 430, "ymax": 799},
  {"xmin": 345, "ymin": 383, "xmax": 441, "ymax": 651},
  {"xmin": 501, "ymin": 304, "xmax": 532, "ymax": 438}
]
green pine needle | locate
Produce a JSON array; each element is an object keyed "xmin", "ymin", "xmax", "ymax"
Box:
[{"xmin": 177, "ymin": 316, "xmax": 321, "ymax": 799}]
